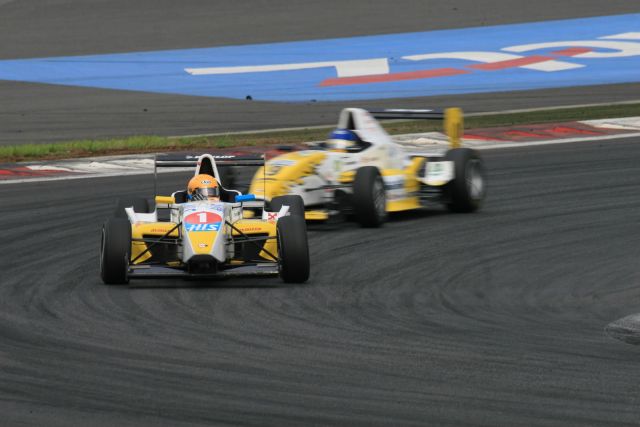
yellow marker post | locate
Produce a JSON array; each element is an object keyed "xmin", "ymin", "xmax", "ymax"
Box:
[{"xmin": 444, "ymin": 107, "xmax": 464, "ymax": 149}]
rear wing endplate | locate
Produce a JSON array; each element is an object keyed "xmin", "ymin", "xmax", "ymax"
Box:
[{"xmin": 370, "ymin": 109, "xmax": 445, "ymax": 120}]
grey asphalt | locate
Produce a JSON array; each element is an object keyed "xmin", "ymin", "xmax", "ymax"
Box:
[
  {"xmin": 1, "ymin": 138, "xmax": 640, "ymax": 426},
  {"xmin": 1, "ymin": 0, "xmax": 639, "ymax": 144}
]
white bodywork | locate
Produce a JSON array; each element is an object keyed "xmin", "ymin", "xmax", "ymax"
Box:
[
  {"xmin": 333, "ymin": 108, "xmax": 407, "ymax": 171},
  {"xmin": 177, "ymin": 201, "xmax": 234, "ymax": 263},
  {"xmin": 258, "ymin": 108, "xmax": 455, "ymax": 207}
]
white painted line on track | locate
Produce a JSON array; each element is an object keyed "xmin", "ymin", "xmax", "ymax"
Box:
[
  {"xmin": 0, "ymin": 167, "xmax": 190, "ymax": 185},
  {"xmin": 468, "ymin": 131, "xmax": 640, "ymax": 150}
]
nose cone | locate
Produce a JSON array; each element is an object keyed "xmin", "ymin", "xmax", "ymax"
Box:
[
  {"xmin": 182, "ymin": 209, "xmax": 225, "ymax": 261},
  {"xmin": 188, "ymin": 230, "xmax": 218, "ymax": 255},
  {"xmin": 249, "ymin": 151, "xmax": 327, "ymax": 200},
  {"xmin": 249, "ymin": 175, "xmax": 289, "ymax": 201}
]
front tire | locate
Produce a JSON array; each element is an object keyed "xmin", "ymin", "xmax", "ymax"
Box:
[
  {"xmin": 444, "ymin": 148, "xmax": 486, "ymax": 213},
  {"xmin": 353, "ymin": 166, "xmax": 386, "ymax": 227},
  {"xmin": 100, "ymin": 218, "xmax": 131, "ymax": 285},
  {"xmin": 277, "ymin": 215, "xmax": 310, "ymax": 283}
]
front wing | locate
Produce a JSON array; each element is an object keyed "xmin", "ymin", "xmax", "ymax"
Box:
[{"xmin": 128, "ymin": 263, "xmax": 278, "ymax": 279}]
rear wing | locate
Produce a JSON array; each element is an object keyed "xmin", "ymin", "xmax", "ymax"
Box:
[
  {"xmin": 370, "ymin": 109, "xmax": 445, "ymax": 120},
  {"xmin": 370, "ymin": 107, "xmax": 464, "ymax": 148},
  {"xmin": 154, "ymin": 153, "xmax": 265, "ymax": 168},
  {"xmin": 153, "ymin": 152, "xmax": 265, "ymax": 195}
]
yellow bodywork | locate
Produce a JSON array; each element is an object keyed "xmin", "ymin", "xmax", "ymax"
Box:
[
  {"xmin": 381, "ymin": 162, "xmax": 424, "ymax": 212},
  {"xmin": 231, "ymin": 219, "xmax": 278, "ymax": 261},
  {"xmin": 155, "ymin": 195, "xmax": 176, "ymax": 205},
  {"xmin": 304, "ymin": 210, "xmax": 329, "ymax": 221},
  {"xmin": 336, "ymin": 162, "xmax": 425, "ymax": 212},
  {"xmin": 445, "ymin": 107, "xmax": 463, "ymax": 149},
  {"xmin": 131, "ymin": 222, "xmax": 179, "ymax": 264},
  {"xmin": 130, "ymin": 219, "xmax": 278, "ymax": 265},
  {"xmin": 249, "ymin": 151, "xmax": 326, "ymax": 200},
  {"xmin": 187, "ymin": 230, "xmax": 219, "ymax": 255},
  {"xmin": 249, "ymin": 147, "xmax": 445, "ymax": 219},
  {"xmin": 386, "ymin": 157, "xmax": 424, "ymax": 212},
  {"xmin": 337, "ymin": 170, "xmax": 356, "ymax": 183}
]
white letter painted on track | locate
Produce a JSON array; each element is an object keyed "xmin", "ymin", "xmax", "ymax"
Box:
[
  {"xmin": 504, "ymin": 40, "xmax": 640, "ymax": 58},
  {"xmin": 185, "ymin": 58, "xmax": 390, "ymax": 77},
  {"xmin": 600, "ymin": 32, "xmax": 640, "ymax": 40}
]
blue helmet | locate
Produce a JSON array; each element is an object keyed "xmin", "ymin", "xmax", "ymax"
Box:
[
  {"xmin": 327, "ymin": 128, "xmax": 358, "ymax": 150},
  {"xmin": 329, "ymin": 129, "xmax": 357, "ymax": 141}
]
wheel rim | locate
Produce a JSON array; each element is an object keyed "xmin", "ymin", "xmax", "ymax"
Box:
[
  {"xmin": 466, "ymin": 160, "xmax": 485, "ymax": 200},
  {"xmin": 373, "ymin": 178, "xmax": 386, "ymax": 219}
]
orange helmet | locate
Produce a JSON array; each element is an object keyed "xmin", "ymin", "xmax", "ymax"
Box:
[{"xmin": 187, "ymin": 174, "xmax": 220, "ymax": 201}]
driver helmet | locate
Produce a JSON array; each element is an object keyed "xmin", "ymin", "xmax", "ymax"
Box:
[
  {"xmin": 187, "ymin": 174, "xmax": 220, "ymax": 201},
  {"xmin": 326, "ymin": 128, "xmax": 359, "ymax": 152}
]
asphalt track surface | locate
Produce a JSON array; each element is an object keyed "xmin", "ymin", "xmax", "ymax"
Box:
[
  {"xmin": 1, "ymin": 0, "xmax": 640, "ymax": 144},
  {"xmin": 2, "ymin": 138, "xmax": 640, "ymax": 426}
]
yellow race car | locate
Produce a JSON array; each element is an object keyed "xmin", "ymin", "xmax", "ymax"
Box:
[
  {"xmin": 249, "ymin": 108, "xmax": 485, "ymax": 227},
  {"xmin": 100, "ymin": 154, "xmax": 310, "ymax": 285}
]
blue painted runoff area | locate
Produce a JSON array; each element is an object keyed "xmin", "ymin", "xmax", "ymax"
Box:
[{"xmin": 0, "ymin": 14, "xmax": 638, "ymax": 102}]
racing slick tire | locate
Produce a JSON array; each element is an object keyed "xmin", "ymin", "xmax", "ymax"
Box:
[
  {"xmin": 114, "ymin": 197, "xmax": 151, "ymax": 218},
  {"xmin": 270, "ymin": 195, "xmax": 305, "ymax": 218},
  {"xmin": 353, "ymin": 166, "xmax": 386, "ymax": 228},
  {"xmin": 100, "ymin": 218, "xmax": 131, "ymax": 285},
  {"xmin": 277, "ymin": 215, "xmax": 310, "ymax": 283},
  {"xmin": 444, "ymin": 148, "xmax": 486, "ymax": 213}
]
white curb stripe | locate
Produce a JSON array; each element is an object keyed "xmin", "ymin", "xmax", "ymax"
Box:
[{"xmin": 4, "ymin": 132, "xmax": 640, "ymax": 185}]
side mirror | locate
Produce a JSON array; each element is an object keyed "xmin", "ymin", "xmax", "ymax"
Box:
[
  {"xmin": 235, "ymin": 194, "xmax": 256, "ymax": 202},
  {"xmin": 155, "ymin": 195, "xmax": 176, "ymax": 205}
]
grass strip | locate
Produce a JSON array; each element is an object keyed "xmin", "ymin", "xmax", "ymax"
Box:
[{"xmin": 2, "ymin": 103, "xmax": 640, "ymax": 163}]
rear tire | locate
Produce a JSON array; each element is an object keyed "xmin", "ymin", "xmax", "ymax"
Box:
[
  {"xmin": 270, "ymin": 195, "xmax": 305, "ymax": 218},
  {"xmin": 444, "ymin": 148, "xmax": 486, "ymax": 213},
  {"xmin": 114, "ymin": 197, "xmax": 151, "ymax": 218},
  {"xmin": 277, "ymin": 216, "xmax": 310, "ymax": 283},
  {"xmin": 353, "ymin": 166, "xmax": 386, "ymax": 227},
  {"xmin": 100, "ymin": 218, "xmax": 131, "ymax": 285}
]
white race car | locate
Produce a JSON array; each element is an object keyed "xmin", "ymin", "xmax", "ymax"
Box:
[
  {"xmin": 100, "ymin": 154, "xmax": 310, "ymax": 285},
  {"xmin": 248, "ymin": 107, "xmax": 486, "ymax": 227}
]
